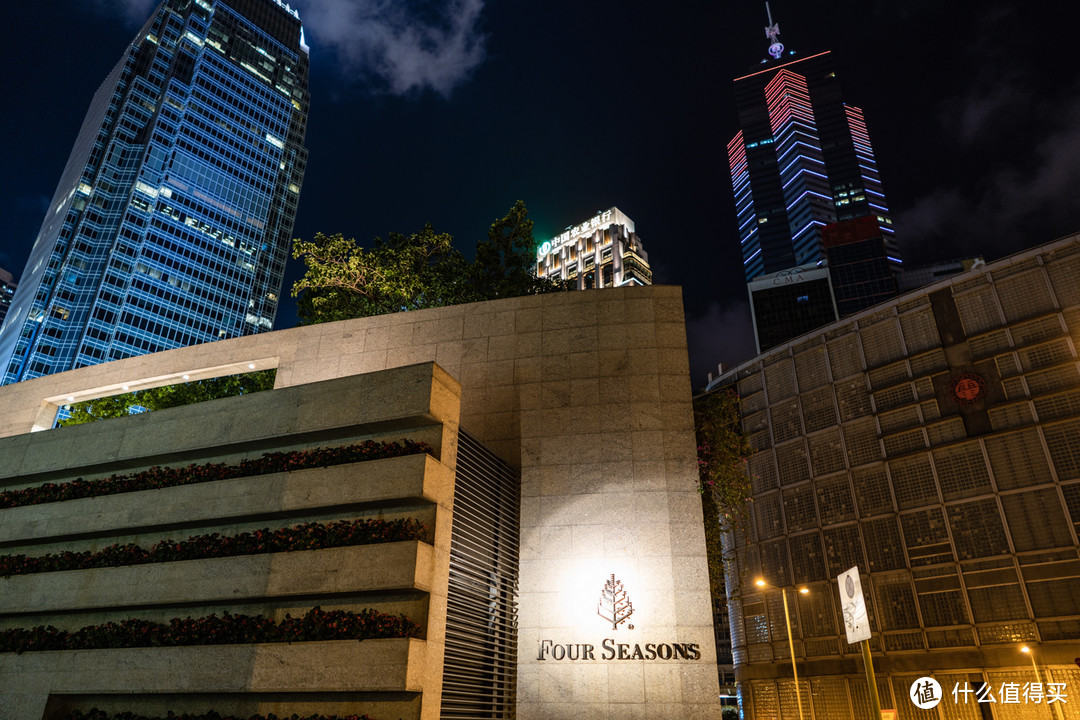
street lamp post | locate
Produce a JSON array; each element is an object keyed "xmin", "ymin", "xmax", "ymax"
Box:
[
  {"xmin": 1021, "ymin": 645, "xmax": 1065, "ymax": 720},
  {"xmin": 757, "ymin": 578, "xmax": 809, "ymax": 720}
]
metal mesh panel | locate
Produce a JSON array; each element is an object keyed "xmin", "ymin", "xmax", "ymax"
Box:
[
  {"xmin": 969, "ymin": 328, "xmax": 1011, "ymax": 359},
  {"xmin": 880, "ymin": 406, "xmax": 920, "ymax": 434},
  {"xmin": 988, "ymin": 402, "xmax": 1034, "ymax": 430},
  {"xmin": 954, "ymin": 285, "xmax": 1004, "ymax": 335},
  {"xmin": 1025, "ymin": 577, "xmax": 1080, "ymax": 616},
  {"xmin": 755, "ymin": 491, "xmax": 785, "ymax": 540},
  {"xmin": 760, "ymin": 539, "xmax": 792, "ymax": 588},
  {"xmin": 996, "ymin": 352, "xmax": 1021, "ymax": 377},
  {"xmin": 936, "ymin": 674, "xmax": 986, "ymax": 720},
  {"xmin": 900, "ymin": 307, "xmax": 941, "ymax": 353},
  {"xmin": 750, "ymin": 428, "xmax": 772, "ymax": 452},
  {"xmin": 770, "ymin": 399, "xmax": 803, "ymax": 443},
  {"xmin": 776, "ymin": 440, "xmax": 810, "ymax": 485},
  {"xmin": 750, "ymin": 680, "xmax": 780, "ymax": 720},
  {"xmin": 883, "ymin": 631, "xmax": 925, "ymax": 650},
  {"xmin": 852, "ymin": 464, "xmax": 893, "ymax": 516},
  {"xmin": 1002, "ymin": 376, "xmax": 1028, "ymax": 400},
  {"xmin": 796, "ymin": 586, "xmax": 836, "ymax": 637},
  {"xmin": 873, "ymin": 382, "xmax": 916, "ymax": 412},
  {"xmin": 1062, "ymin": 482, "xmax": 1080, "ymax": 528},
  {"xmin": 793, "ymin": 345, "xmax": 830, "ymax": 391},
  {"xmin": 862, "ymin": 517, "xmax": 906, "ymax": 571},
  {"xmin": 851, "ymin": 677, "xmax": 894, "ymax": 720},
  {"xmin": 976, "ymin": 623, "xmax": 1036, "ymax": 644},
  {"xmin": 808, "ymin": 428, "xmax": 846, "ymax": 476},
  {"xmin": 764, "ymin": 358, "xmax": 797, "ymax": 400},
  {"xmin": 1026, "ymin": 364, "xmax": 1080, "ymax": 395},
  {"xmin": 1039, "ymin": 617, "xmax": 1080, "ymax": 641},
  {"xmin": 836, "ymin": 379, "xmax": 872, "ymax": 420},
  {"xmin": 920, "ymin": 399, "xmax": 941, "ymax": 422},
  {"xmin": 816, "ymin": 473, "xmax": 855, "ymax": 525},
  {"xmin": 927, "ymin": 417, "xmax": 967, "ymax": 446},
  {"xmin": 926, "ymin": 626, "xmax": 975, "ymax": 648},
  {"xmin": 828, "ymin": 333, "xmax": 863, "ymax": 379},
  {"xmin": 783, "ymin": 483, "xmax": 818, "ymax": 532},
  {"xmin": 873, "ymin": 572, "xmax": 920, "ymax": 629},
  {"xmin": 777, "ymin": 679, "xmax": 811, "ymax": 720},
  {"xmin": 985, "ymin": 429, "xmax": 1051, "ymax": 489},
  {"xmin": 1012, "ymin": 313, "xmax": 1066, "ymax": 345},
  {"xmin": 909, "ymin": 348, "xmax": 948, "ymax": 376},
  {"xmin": 996, "ymin": 269, "xmax": 1056, "ymax": 322},
  {"xmin": 914, "ymin": 376, "xmax": 936, "ymax": 401},
  {"xmin": 744, "ymin": 408, "xmax": 770, "ymax": 435},
  {"xmin": 983, "ymin": 670, "xmax": 1037, "ymax": 720},
  {"xmin": 739, "ymin": 371, "xmax": 764, "ymax": 396},
  {"xmin": 1046, "ymin": 250, "xmax": 1080, "ymax": 307},
  {"xmin": 789, "ymin": 532, "xmax": 825, "ymax": 585},
  {"xmin": 1018, "ymin": 337, "xmax": 1074, "ymax": 371},
  {"xmin": 822, "ymin": 524, "xmax": 866, "ymax": 578},
  {"xmin": 902, "ymin": 507, "xmax": 954, "ymax": 566},
  {"xmin": 933, "ymin": 442, "xmax": 992, "ymax": 501},
  {"xmin": 966, "ymin": 583, "xmax": 1029, "ymax": 622},
  {"xmin": 749, "ymin": 451, "xmax": 778, "ymax": 493},
  {"xmin": 868, "ymin": 360, "xmax": 910, "ymax": 389},
  {"xmin": 917, "ymin": 588, "xmax": 969, "ymax": 627},
  {"xmin": 1002, "ymin": 488, "xmax": 1073, "ymax": 550},
  {"xmin": 810, "ymin": 677, "xmax": 849, "ymax": 720},
  {"xmin": 844, "ymin": 419, "xmax": 882, "ymax": 468},
  {"xmin": 1048, "ymin": 669, "xmax": 1080, "ymax": 720},
  {"xmin": 800, "ymin": 385, "xmax": 838, "ymax": 433},
  {"xmin": 1034, "ymin": 388, "xmax": 1080, "ymax": 420},
  {"xmin": 889, "ymin": 454, "xmax": 939, "ymax": 509},
  {"xmin": 891, "ymin": 675, "xmax": 924, "ymax": 720},
  {"xmin": 1042, "ymin": 418, "xmax": 1080, "ymax": 480},
  {"xmin": 742, "ymin": 388, "xmax": 766, "ymax": 414},
  {"xmin": 883, "ymin": 428, "xmax": 927, "ymax": 457},
  {"xmin": 947, "ymin": 498, "xmax": 1009, "ymax": 559},
  {"xmin": 860, "ymin": 318, "xmax": 905, "ymax": 367}
]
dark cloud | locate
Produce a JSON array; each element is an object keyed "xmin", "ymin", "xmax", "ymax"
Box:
[{"xmin": 299, "ymin": 0, "xmax": 486, "ymax": 97}]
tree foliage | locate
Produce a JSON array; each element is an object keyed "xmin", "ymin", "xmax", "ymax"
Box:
[
  {"xmin": 291, "ymin": 201, "xmax": 566, "ymax": 325},
  {"xmin": 693, "ymin": 388, "xmax": 753, "ymax": 533},
  {"xmin": 59, "ymin": 369, "xmax": 276, "ymax": 426}
]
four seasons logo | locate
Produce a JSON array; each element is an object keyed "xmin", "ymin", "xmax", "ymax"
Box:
[{"xmin": 597, "ymin": 574, "xmax": 634, "ymax": 630}]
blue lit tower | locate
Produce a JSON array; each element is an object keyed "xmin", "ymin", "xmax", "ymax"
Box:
[
  {"xmin": 727, "ymin": 5, "xmax": 898, "ymax": 331},
  {"xmin": 0, "ymin": 0, "xmax": 308, "ymax": 384}
]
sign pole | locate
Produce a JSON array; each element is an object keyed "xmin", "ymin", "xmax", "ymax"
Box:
[{"xmin": 860, "ymin": 638, "xmax": 883, "ymax": 720}]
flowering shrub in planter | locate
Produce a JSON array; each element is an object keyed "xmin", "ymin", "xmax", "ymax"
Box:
[
  {"xmin": 69, "ymin": 712, "xmax": 376, "ymax": 720},
  {"xmin": 0, "ymin": 517, "xmax": 427, "ymax": 578},
  {"xmin": 0, "ymin": 439, "xmax": 432, "ymax": 510},
  {"xmin": 0, "ymin": 606, "xmax": 419, "ymax": 654}
]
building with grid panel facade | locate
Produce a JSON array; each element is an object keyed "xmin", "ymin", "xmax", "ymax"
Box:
[
  {"xmin": 707, "ymin": 233, "xmax": 1080, "ymax": 720},
  {"xmin": 0, "ymin": 267, "xmax": 16, "ymax": 327},
  {"xmin": 0, "ymin": 0, "xmax": 308, "ymax": 385}
]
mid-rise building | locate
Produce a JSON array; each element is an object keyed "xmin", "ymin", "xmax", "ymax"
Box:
[
  {"xmin": 898, "ymin": 256, "xmax": 985, "ymax": 293},
  {"xmin": 708, "ymin": 233, "xmax": 1080, "ymax": 719},
  {"xmin": 0, "ymin": 267, "xmax": 16, "ymax": 327},
  {"xmin": 535, "ymin": 207, "xmax": 652, "ymax": 289},
  {"xmin": 727, "ymin": 10, "xmax": 899, "ymax": 350},
  {"xmin": 0, "ymin": 0, "xmax": 309, "ymax": 385}
]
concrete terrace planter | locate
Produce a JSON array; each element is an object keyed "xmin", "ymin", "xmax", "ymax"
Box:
[
  {"xmin": 0, "ymin": 453, "xmax": 452, "ymax": 545},
  {"xmin": 0, "ymin": 541, "xmax": 435, "ymax": 614}
]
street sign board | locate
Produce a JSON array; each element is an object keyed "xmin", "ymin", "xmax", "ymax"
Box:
[
  {"xmin": 837, "ymin": 565, "xmax": 872, "ymax": 643},
  {"xmin": 881, "ymin": 710, "xmax": 897, "ymax": 720}
]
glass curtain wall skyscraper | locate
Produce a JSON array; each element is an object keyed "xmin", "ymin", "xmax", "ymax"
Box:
[{"xmin": 0, "ymin": 0, "xmax": 308, "ymax": 385}]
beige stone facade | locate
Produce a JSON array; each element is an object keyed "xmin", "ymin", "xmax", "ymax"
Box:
[{"xmin": 0, "ymin": 286, "xmax": 721, "ymax": 720}]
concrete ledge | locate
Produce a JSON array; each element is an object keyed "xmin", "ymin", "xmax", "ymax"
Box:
[
  {"xmin": 0, "ymin": 638, "xmax": 427, "ymax": 720},
  {"xmin": 0, "ymin": 541, "xmax": 434, "ymax": 614},
  {"xmin": 0, "ymin": 454, "xmax": 452, "ymax": 546}
]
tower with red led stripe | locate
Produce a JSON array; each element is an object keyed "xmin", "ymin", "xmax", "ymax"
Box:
[{"xmin": 728, "ymin": 11, "xmax": 899, "ymax": 347}]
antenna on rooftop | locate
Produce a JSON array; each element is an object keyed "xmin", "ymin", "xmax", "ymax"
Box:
[{"xmin": 764, "ymin": 2, "xmax": 784, "ymax": 59}]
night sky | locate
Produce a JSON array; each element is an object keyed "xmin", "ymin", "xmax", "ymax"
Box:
[{"xmin": 2, "ymin": 1, "xmax": 1079, "ymax": 389}]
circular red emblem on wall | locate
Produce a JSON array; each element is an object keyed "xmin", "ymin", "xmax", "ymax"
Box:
[{"xmin": 950, "ymin": 372, "xmax": 987, "ymax": 405}]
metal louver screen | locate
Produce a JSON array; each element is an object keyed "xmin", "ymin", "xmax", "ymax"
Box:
[
  {"xmin": 859, "ymin": 320, "xmax": 905, "ymax": 368},
  {"xmin": 441, "ymin": 429, "xmax": 520, "ymax": 719},
  {"xmin": 899, "ymin": 309, "xmax": 940, "ymax": 354},
  {"xmin": 828, "ymin": 334, "xmax": 863, "ymax": 380},
  {"xmin": 794, "ymin": 346, "xmax": 829, "ymax": 390},
  {"xmin": 1011, "ymin": 314, "xmax": 1065, "ymax": 345},
  {"xmin": 954, "ymin": 286, "xmax": 1003, "ymax": 335},
  {"xmin": 995, "ymin": 270, "xmax": 1055, "ymax": 322}
]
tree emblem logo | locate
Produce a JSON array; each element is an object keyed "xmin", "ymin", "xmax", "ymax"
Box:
[{"xmin": 597, "ymin": 574, "xmax": 634, "ymax": 630}]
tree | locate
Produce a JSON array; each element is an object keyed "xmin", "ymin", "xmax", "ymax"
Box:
[
  {"xmin": 291, "ymin": 201, "xmax": 566, "ymax": 325},
  {"xmin": 693, "ymin": 388, "xmax": 753, "ymax": 532},
  {"xmin": 60, "ymin": 370, "xmax": 276, "ymax": 426}
]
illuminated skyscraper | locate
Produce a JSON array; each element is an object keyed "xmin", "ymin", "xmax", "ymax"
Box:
[
  {"xmin": 728, "ymin": 7, "xmax": 898, "ymax": 349},
  {"xmin": 535, "ymin": 207, "xmax": 652, "ymax": 290},
  {"xmin": 0, "ymin": 0, "xmax": 308, "ymax": 385}
]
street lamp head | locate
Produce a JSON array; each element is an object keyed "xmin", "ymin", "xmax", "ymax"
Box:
[
  {"xmin": 798, "ymin": 587, "xmax": 809, "ymax": 594},
  {"xmin": 1021, "ymin": 645, "xmax": 1031, "ymax": 654},
  {"xmin": 755, "ymin": 578, "xmax": 766, "ymax": 587}
]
